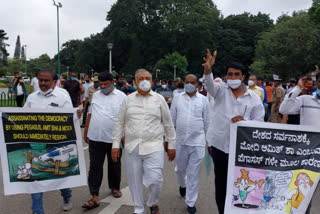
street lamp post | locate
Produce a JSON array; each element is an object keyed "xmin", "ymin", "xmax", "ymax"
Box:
[
  {"xmin": 53, "ymin": 0, "xmax": 62, "ymax": 79},
  {"xmin": 91, "ymin": 69, "xmax": 94, "ymax": 79},
  {"xmin": 156, "ymin": 69, "xmax": 160, "ymax": 79},
  {"xmin": 23, "ymin": 45, "xmax": 27, "ymax": 77},
  {"xmin": 107, "ymin": 43, "xmax": 113, "ymax": 74},
  {"xmin": 66, "ymin": 66, "xmax": 69, "ymax": 80},
  {"xmin": 173, "ymin": 65, "xmax": 177, "ymax": 81}
]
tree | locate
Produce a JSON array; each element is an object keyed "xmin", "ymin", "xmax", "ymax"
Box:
[
  {"xmin": 251, "ymin": 12, "xmax": 320, "ymax": 80},
  {"xmin": 0, "ymin": 29, "xmax": 9, "ymax": 66},
  {"xmin": 309, "ymin": 0, "xmax": 320, "ymax": 24},
  {"xmin": 27, "ymin": 54, "xmax": 54, "ymax": 76},
  {"xmin": 154, "ymin": 52, "xmax": 188, "ymax": 80},
  {"xmin": 21, "ymin": 46, "xmax": 25, "ymax": 59},
  {"xmin": 14, "ymin": 35, "xmax": 21, "ymax": 59}
]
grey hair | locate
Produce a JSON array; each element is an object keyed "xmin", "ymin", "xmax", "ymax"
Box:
[{"xmin": 135, "ymin": 68, "xmax": 152, "ymax": 81}]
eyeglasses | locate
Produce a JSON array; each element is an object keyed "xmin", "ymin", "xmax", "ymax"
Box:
[{"xmin": 227, "ymin": 72, "xmax": 242, "ymax": 77}]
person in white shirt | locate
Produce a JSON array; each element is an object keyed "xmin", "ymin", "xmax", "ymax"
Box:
[
  {"xmin": 172, "ymin": 82, "xmax": 185, "ymax": 97},
  {"xmin": 202, "ymin": 49, "xmax": 265, "ymax": 214},
  {"xmin": 81, "ymin": 74, "xmax": 94, "ymax": 127},
  {"xmin": 24, "ymin": 70, "xmax": 82, "ymax": 214},
  {"xmin": 280, "ymin": 73, "xmax": 320, "ymax": 214},
  {"xmin": 170, "ymin": 74, "xmax": 209, "ymax": 214},
  {"xmin": 82, "ymin": 72, "xmax": 126, "ymax": 209},
  {"xmin": 112, "ymin": 69, "xmax": 176, "ymax": 214},
  {"xmin": 30, "ymin": 71, "xmax": 40, "ymax": 93}
]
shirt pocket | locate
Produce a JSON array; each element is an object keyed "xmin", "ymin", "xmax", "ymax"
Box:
[
  {"xmin": 145, "ymin": 103, "xmax": 161, "ymax": 119},
  {"xmin": 191, "ymin": 103, "xmax": 202, "ymax": 117}
]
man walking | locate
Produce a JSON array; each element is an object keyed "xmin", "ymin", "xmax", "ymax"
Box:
[
  {"xmin": 64, "ymin": 73, "xmax": 81, "ymax": 107},
  {"xmin": 81, "ymin": 74, "xmax": 93, "ymax": 127},
  {"xmin": 82, "ymin": 72, "xmax": 126, "ymax": 209},
  {"xmin": 170, "ymin": 74, "xmax": 209, "ymax": 214},
  {"xmin": 202, "ymin": 49, "xmax": 264, "ymax": 214},
  {"xmin": 270, "ymin": 78, "xmax": 285, "ymax": 123},
  {"xmin": 280, "ymin": 73, "xmax": 320, "ymax": 214},
  {"xmin": 24, "ymin": 70, "xmax": 81, "ymax": 214},
  {"xmin": 112, "ymin": 69, "xmax": 176, "ymax": 214}
]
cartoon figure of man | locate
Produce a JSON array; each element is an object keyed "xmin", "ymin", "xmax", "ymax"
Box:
[
  {"xmin": 287, "ymin": 173, "xmax": 313, "ymax": 214},
  {"xmin": 234, "ymin": 169, "xmax": 264, "ymax": 208}
]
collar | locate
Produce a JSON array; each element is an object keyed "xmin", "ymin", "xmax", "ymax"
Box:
[
  {"xmin": 182, "ymin": 91, "xmax": 199, "ymax": 98},
  {"xmin": 37, "ymin": 87, "xmax": 57, "ymax": 97},
  {"xmin": 135, "ymin": 90, "xmax": 154, "ymax": 96}
]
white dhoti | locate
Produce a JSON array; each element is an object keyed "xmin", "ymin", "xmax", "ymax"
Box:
[
  {"xmin": 175, "ymin": 144, "xmax": 205, "ymax": 207},
  {"xmin": 125, "ymin": 146, "xmax": 164, "ymax": 214}
]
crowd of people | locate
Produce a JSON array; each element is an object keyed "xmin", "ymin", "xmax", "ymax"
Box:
[{"xmin": 9, "ymin": 49, "xmax": 320, "ymax": 214}]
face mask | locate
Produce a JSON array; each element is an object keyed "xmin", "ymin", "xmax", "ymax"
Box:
[
  {"xmin": 101, "ymin": 87, "xmax": 111, "ymax": 95},
  {"xmin": 94, "ymin": 82, "xmax": 100, "ymax": 88},
  {"xmin": 227, "ymin": 79, "xmax": 242, "ymax": 89},
  {"xmin": 71, "ymin": 77, "xmax": 76, "ymax": 81},
  {"xmin": 40, "ymin": 88, "xmax": 53, "ymax": 96},
  {"xmin": 139, "ymin": 80, "xmax": 151, "ymax": 91},
  {"xmin": 85, "ymin": 80, "xmax": 89, "ymax": 83},
  {"xmin": 161, "ymin": 85, "xmax": 167, "ymax": 89},
  {"xmin": 248, "ymin": 80, "xmax": 254, "ymax": 87},
  {"xmin": 184, "ymin": 83, "xmax": 196, "ymax": 94}
]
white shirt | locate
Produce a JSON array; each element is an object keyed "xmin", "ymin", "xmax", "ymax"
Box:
[
  {"xmin": 31, "ymin": 77, "xmax": 40, "ymax": 92},
  {"xmin": 280, "ymin": 86, "xmax": 320, "ymax": 126},
  {"xmin": 88, "ymin": 89, "xmax": 126, "ymax": 143},
  {"xmin": 16, "ymin": 84, "xmax": 24, "ymax": 96},
  {"xmin": 205, "ymin": 74, "xmax": 265, "ymax": 153},
  {"xmin": 24, "ymin": 87, "xmax": 73, "ymax": 109},
  {"xmin": 112, "ymin": 90, "xmax": 176, "ymax": 155},
  {"xmin": 82, "ymin": 82, "xmax": 94, "ymax": 101},
  {"xmin": 170, "ymin": 92, "xmax": 209, "ymax": 147},
  {"xmin": 173, "ymin": 88, "xmax": 185, "ymax": 97}
]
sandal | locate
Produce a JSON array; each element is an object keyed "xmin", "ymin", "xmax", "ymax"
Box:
[
  {"xmin": 150, "ymin": 205, "xmax": 160, "ymax": 214},
  {"xmin": 82, "ymin": 199, "xmax": 100, "ymax": 209},
  {"xmin": 112, "ymin": 189, "xmax": 122, "ymax": 198}
]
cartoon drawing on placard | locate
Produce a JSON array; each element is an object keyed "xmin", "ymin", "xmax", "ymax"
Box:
[
  {"xmin": 8, "ymin": 142, "xmax": 79, "ymax": 182},
  {"xmin": 285, "ymin": 170, "xmax": 319, "ymax": 214},
  {"xmin": 233, "ymin": 167, "xmax": 265, "ymax": 209},
  {"xmin": 260, "ymin": 171, "xmax": 292, "ymax": 211}
]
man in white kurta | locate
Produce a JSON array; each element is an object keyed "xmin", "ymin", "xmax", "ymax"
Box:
[
  {"xmin": 112, "ymin": 69, "xmax": 176, "ymax": 214},
  {"xmin": 170, "ymin": 74, "xmax": 209, "ymax": 214}
]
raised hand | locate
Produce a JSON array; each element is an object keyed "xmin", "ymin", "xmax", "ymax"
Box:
[
  {"xmin": 297, "ymin": 76, "xmax": 307, "ymax": 89},
  {"xmin": 202, "ymin": 49, "xmax": 217, "ymax": 75}
]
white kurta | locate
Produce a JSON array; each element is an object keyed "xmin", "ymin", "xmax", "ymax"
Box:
[{"xmin": 170, "ymin": 92, "xmax": 209, "ymax": 207}]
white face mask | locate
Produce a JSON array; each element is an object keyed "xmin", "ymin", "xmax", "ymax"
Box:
[
  {"xmin": 227, "ymin": 79, "xmax": 242, "ymax": 89},
  {"xmin": 139, "ymin": 80, "xmax": 151, "ymax": 91},
  {"xmin": 248, "ymin": 80, "xmax": 254, "ymax": 87},
  {"xmin": 40, "ymin": 88, "xmax": 53, "ymax": 96},
  {"xmin": 161, "ymin": 84, "xmax": 167, "ymax": 89}
]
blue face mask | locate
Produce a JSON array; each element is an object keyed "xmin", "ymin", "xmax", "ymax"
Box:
[
  {"xmin": 101, "ymin": 87, "xmax": 111, "ymax": 95},
  {"xmin": 184, "ymin": 83, "xmax": 196, "ymax": 94},
  {"xmin": 94, "ymin": 82, "xmax": 100, "ymax": 88},
  {"xmin": 71, "ymin": 77, "xmax": 76, "ymax": 81},
  {"xmin": 316, "ymin": 89, "xmax": 320, "ymax": 98}
]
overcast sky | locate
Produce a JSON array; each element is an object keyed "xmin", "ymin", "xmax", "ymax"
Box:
[{"xmin": 0, "ymin": 0, "xmax": 312, "ymax": 59}]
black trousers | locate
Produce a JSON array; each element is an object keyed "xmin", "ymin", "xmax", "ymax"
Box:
[
  {"xmin": 88, "ymin": 140, "xmax": 122, "ymax": 196},
  {"xmin": 210, "ymin": 146, "xmax": 229, "ymax": 214},
  {"xmin": 16, "ymin": 95, "xmax": 24, "ymax": 107},
  {"xmin": 82, "ymin": 102, "xmax": 90, "ymax": 125}
]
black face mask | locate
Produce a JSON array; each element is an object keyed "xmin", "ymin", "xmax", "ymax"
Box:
[{"xmin": 85, "ymin": 80, "xmax": 89, "ymax": 83}]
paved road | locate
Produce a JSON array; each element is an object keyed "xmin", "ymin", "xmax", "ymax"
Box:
[{"xmin": 0, "ymin": 128, "xmax": 319, "ymax": 214}]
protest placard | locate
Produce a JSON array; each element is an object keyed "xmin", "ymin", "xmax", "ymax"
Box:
[
  {"xmin": 225, "ymin": 121, "xmax": 320, "ymax": 214},
  {"xmin": 0, "ymin": 108, "xmax": 87, "ymax": 195}
]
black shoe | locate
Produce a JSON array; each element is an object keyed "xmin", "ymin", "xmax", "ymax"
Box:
[
  {"xmin": 187, "ymin": 206, "xmax": 197, "ymax": 214},
  {"xmin": 179, "ymin": 186, "xmax": 186, "ymax": 197}
]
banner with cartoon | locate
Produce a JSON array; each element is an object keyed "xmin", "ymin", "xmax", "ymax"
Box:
[
  {"xmin": 0, "ymin": 108, "xmax": 87, "ymax": 195},
  {"xmin": 225, "ymin": 121, "xmax": 320, "ymax": 214}
]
